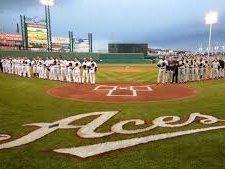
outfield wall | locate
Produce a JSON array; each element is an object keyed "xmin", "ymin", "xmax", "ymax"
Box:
[{"xmin": 0, "ymin": 50, "xmax": 158, "ymax": 64}]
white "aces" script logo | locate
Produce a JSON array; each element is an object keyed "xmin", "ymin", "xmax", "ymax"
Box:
[{"xmin": 1, "ymin": 111, "xmax": 225, "ymax": 158}]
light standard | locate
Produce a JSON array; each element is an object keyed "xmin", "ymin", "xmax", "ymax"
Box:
[
  {"xmin": 40, "ymin": 0, "xmax": 54, "ymax": 51},
  {"xmin": 205, "ymin": 11, "xmax": 218, "ymax": 57},
  {"xmin": 222, "ymin": 46, "xmax": 225, "ymax": 53}
]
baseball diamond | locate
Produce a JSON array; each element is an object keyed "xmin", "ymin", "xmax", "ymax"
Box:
[
  {"xmin": 1, "ymin": 1, "xmax": 225, "ymax": 169},
  {"xmin": 0, "ymin": 60, "xmax": 225, "ymax": 169}
]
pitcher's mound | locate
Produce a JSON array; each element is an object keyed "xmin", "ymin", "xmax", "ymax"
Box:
[{"xmin": 47, "ymin": 83, "xmax": 197, "ymax": 103}]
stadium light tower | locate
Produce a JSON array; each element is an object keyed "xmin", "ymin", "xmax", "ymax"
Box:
[
  {"xmin": 205, "ymin": 11, "xmax": 218, "ymax": 57},
  {"xmin": 40, "ymin": 0, "xmax": 54, "ymax": 51}
]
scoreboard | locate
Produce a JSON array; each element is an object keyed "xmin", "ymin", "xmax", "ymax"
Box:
[{"xmin": 108, "ymin": 43, "xmax": 148, "ymax": 56}]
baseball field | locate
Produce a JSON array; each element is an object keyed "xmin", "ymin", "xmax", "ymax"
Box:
[{"xmin": 1, "ymin": 64, "xmax": 225, "ymax": 169}]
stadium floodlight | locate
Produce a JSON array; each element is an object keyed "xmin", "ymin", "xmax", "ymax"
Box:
[
  {"xmin": 205, "ymin": 11, "xmax": 218, "ymax": 57},
  {"xmin": 198, "ymin": 47, "xmax": 203, "ymax": 52},
  {"xmin": 40, "ymin": 0, "xmax": 54, "ymax": 7},
  {"xmin": 40, "ymin": 0, "xmax": 54, "ymax": 51},
  {"xmin": 205, "ymin": 12, "xmax": 218, "ymax": 25}
]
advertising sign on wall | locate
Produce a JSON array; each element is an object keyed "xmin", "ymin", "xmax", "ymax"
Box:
[
  {"xmin": 74, "ymin": 39, "xmax": 90, "ymax": 53},
  {"xmin": 0, "ymin": 33, "xmax": 22, "ymax": 50},
  {"xmin": 52, "ymin": 37, "xmax": 70, "ymax": 52}
]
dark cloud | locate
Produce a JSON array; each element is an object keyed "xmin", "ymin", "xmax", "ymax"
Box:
[{"xmin": 0, "ymin": 0, "xmax": 38, "ymax": 11}]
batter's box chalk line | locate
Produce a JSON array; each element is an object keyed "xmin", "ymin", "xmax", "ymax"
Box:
[{"xmin": 94, "ymin": 85, "xmax": 153, "ymax": 97}]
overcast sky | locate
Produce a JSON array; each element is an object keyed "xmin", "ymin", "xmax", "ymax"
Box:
[{"xmin": 0, "ymin": 0, "xmax": 225, "ymax": 51}]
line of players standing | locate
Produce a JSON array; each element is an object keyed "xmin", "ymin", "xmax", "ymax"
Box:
[
  {"xmin": 157, "ymin": 56, "xmax": 225, "ymax": 84},
  {"xmin": 0, "ymin": 56, "xmax": 98, "ymax": 84}
]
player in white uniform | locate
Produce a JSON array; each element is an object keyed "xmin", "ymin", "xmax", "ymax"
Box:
[
  {"xmin": 31, "ymin": 58, "xmax": 39, "ymax": 77},
  {"xmin": 73, "ymin": 58, "xmax": 81, "ymax": 83},
  {"xmin": 14, "ymin": 57, "xmax": 20, "ymax": 75},
  {"xmin": 5, "ymin": 58, "xmax": 11, "ymax": 74},
  {"xmin": 11, "ymin": 58, "xmax": 16, "ymax": 74},
  {"xmin": 87, "ymin": 57, "xmax": 98, "ymax": 85},
  {"xmin": 44, "ymin": 57, "xmax": 51, "ymax": 79},
  {"xmin": 37, "ymin": 59, "xmax": 45, "ymax": 79},
  {"xmin": 59, "ymin": 59, "xmax": 68, "ymax": 82},
  {"xmin": 53, "ymin": 59, "xmax": 60, "ymax": 81},
  {"xmin": 2, "ymin": 58, "xmax": 6, "ymax": 73},
  {"xmin": 23, "ymin": 57, "xmax": 31, "ymax": 78},
  {"xmin": 18, "ymin": 58, "xmax": 24, "ymax": 77},
  {"xmin": 49, "ymin": 57, "xmax": 55, "ymax": 80},
  {"xmin": 81, "ymin": 58, "xmax": 89, "ymax": 84},
  {"xmin": 66, "ymin": 60, "xmax": 74, "ymax": 82}
]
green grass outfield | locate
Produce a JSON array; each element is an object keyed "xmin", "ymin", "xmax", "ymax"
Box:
[{"xmin": 0, "ymin": 64, "xmax": 225, "ymax": 169}]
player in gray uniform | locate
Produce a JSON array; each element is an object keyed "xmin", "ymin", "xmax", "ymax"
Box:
[
  {"xmin": 157, "ymin": 56, "xmax": 168, "ymax": 84},
  {"xmin": 211, "ymin": 59, "xmax": 220, "ymax": 79},
  {"xmin": 184, "ymin": 59, "xmax": 190, "ymax": 82},
  {"xmin": 188, "ymin": 60, "xmax": 195, "ymax": 81},
  {"xmin": 165, "ymin": 57, "xmax": 174, "ymax": 83},
  {"xmin": 193, "ymin": 59, "xmax": 199, "ymax": 81},
  {"xmin": 198, "ymin": 58, "xmax": 205, "ymax": 80},
  {"xmin": 218, "ymin": 58, "xmax": 225, "ymax": 78},
  {"xmin": 178, "ymin": 58, "xmax": 186, "ymax": 83}
]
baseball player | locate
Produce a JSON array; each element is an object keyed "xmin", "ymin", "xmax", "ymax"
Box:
[
  {"xmin": 49, "ymin": 57, "xmax": 55, "ymax": 80},
  {"xmin": 188, "ymin": 59, "xmax": 195, "ymax": 81},
  {"xmin": 37, "ymin": 59, "xmax": 45, "ymax": 79},
  {"xmin": 157, "ymin": 56, "xmax": 168, "ymax": 84},
  {"xmin": 23, "ymin": 57, "xmax": 31, "ymax": 78},
  {"xmin": 18, "ymin": 57, "xmax": 24, "ymax": 77},
  {"xmin": 44, "ymin": 57, "xmax": 51, "ymax": 79},
  {"xmin": 54, "ymin": 58, "xmax": 61, "ymax": 81},
  {"xmin": 218, "ymin": 57, "xmax": 225, "ymax": 78},
  {"xmin": 184, "ymin": 59, "xmax": 190, "ymax": 82},
  {"xmin": 73, "ymin": 58, "xmax": 81, "ymax": 83},
  {"xmin": 81, "ymin": 57, "xmax": 89, "ymax": 84},
  {"xmin": 33, "ymin": 58, "xmax": 38, "ymax": 77},
  {"xmin": 178, "ymin": 58, "xmax": 186, "ymax": 83},
  {"xmin": 59, "ymin": 57, "xmax": 68, "ymax": 82},
  {"xmin": 211, "ymin": 59, "xmax": 220, "ymax": 79},
  {"xmin": 87, "ymin": 57, "xmax": 98, "ymax": 85},
  {"xmin": 165, "ymin": 57, "xmax": 174, "ymax": 83},
  {"xmin": 66, "ymin": 60, "xmax": 74, "ymax": 83}
]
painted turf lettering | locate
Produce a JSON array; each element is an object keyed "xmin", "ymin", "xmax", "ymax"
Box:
[{"xmin": 0, "ymin": 112, "xmax": 224, "ymax": 158}]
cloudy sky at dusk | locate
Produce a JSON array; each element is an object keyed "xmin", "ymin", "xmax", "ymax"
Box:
[{"xmin": 0, "ymin": 0, "xmax": 225, "ymax": 51}]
